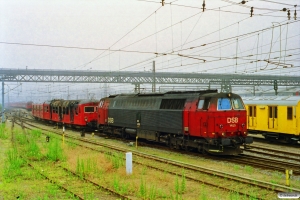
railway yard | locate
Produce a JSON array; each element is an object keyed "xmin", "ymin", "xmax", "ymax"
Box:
[{"xmin": 0, "ymin": 110, "xmax": 299, "ymax": 200}]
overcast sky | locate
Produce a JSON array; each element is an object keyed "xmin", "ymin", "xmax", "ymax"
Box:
[{"xmin": 1, "ymin": 0, "xmax": 299, "ymax": 102}]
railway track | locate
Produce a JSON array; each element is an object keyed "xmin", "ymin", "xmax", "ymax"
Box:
[
  {"xmin": 13, "ymin": 116, "xmax": 300, "ymax": 200},
  {"xmin": 9, "ymin": 117, "xmax": 130, "ymax": 200},
  {"xmin": 26, "ymin": 162, "xmax": 126, "ymax": 200},
  {"xmin": 12, "ymin": 115, "xmax": 300, "ymax": 176}
]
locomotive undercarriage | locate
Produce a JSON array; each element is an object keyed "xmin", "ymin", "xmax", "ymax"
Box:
[{"xmin": 102, "ymin": 125, "xmax": 248, "ymax": 155}]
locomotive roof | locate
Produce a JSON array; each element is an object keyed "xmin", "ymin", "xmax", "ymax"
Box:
[
  {"xmin": 243, "ymin": 96, "xmax": 300, "ymax": 106},
  {"xmin": 112, "ymin": 90, "xmax": 220, "ymax": 99}
]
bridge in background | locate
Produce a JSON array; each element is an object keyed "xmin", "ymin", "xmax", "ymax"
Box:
[
  {"xmin": 1, "ymin": 68, "xmax": 299, "ymax": 92},
  {"xmin": 1, "ymin": 68, "xmax": 300, "ymax": 123}
]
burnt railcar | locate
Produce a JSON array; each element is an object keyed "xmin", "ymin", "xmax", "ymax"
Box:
[
  {"xmin": 49, "ymin": 99, "xmax": 98, "ymax": 128},
  {"xmin": 32, "ymin": 99, "xmax": 99, "ymax": 130},
  {"xmin": 98, "ymin": 90, "xmax": 253, "ymax": 155}
]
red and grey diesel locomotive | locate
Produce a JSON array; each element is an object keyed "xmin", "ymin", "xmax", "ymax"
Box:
[{"xmin": 97, "ymin": 90, "xmax": 253, "ymax": 155}]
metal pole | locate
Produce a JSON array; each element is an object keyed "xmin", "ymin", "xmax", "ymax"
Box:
[
  {"xmin": 152, "ymin": 61, "xmax": 156, "ymax": 92},
  {"xmin": 2, "ymin": 80, "xmax": 5, "ymax": 123}
]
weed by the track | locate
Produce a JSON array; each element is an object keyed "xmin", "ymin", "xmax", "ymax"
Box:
[
  {"xmin": 46, "ymin": 138, "xmax": 65, "ymax": 162},
  {"xmin": 3, "ymin": 147, "xmax": 24, "ymax": 179},
  {"xmin": 0, "ymin": 123, "xmax": 8, "ymax": 139}
]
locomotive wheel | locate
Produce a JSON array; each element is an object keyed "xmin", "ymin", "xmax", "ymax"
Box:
[
  {"xmin": 80, "ymin": 130, "xmax": 85, "ymax": 137},
  {"xmin": 183, "ymin": 145, "xmax": 189, "ymax": 152},
  {"xmin": 197, "ymin": 145, "xmax": 203, "ymax": 153},
  {"xmin": 121, "ymin": 131, "xmax": 129, "ymax": 140}
]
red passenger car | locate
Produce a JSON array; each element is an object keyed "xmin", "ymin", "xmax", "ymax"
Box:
[
  {"xmin": 32, "ymin": 99, "xmax": 99, "ymax": 130},
  {"xmin": 7, "ymin": 101, "xmax": 33, "ymax": 111},
  {"xmin": 32, "ymin": 103, "xmax": 43, "ymax": 119},
  {"xmin": 97, "ymin": 96, "xmax": 114, "ymax": 130}
]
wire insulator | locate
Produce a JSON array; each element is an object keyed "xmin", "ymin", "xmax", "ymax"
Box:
[
  {"xmin": 294, "ymin": 5, "xmax": 297, "ymax": 20},
  {"xmin": 288, "ymin": 10, "xmax": 291, "ymax": 20},
  {"xmin": 202, "ymin": 0, "xmax": 205, "ymax": 12},
  {"xmin": 162, "ymin": 0, "xmax": 164, "ymax": 6},
  {"xmin": 250, "ymin": 7, "xmax": 253, "ymax": 17}
]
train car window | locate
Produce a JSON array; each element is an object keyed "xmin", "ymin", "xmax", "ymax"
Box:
[
  {"xmin": 249, "ymin": 106, "xmax": 256, "ymax": 117},
  {"xmin": 268, "ymin": 107, "xmax": 272, "ymax": 118},
  {"xmin": 268, "ymin": 106, "xmax": 277, "ymax": 118},
  {"xmin": 160, "ymin": 99, "xmax": 186, "ymax": 109},
  {"xmin": 84, "ymin": 106, "xmax": 95, "ymax": 113},
  {"xmin": 287, "ymin": 107, "xmax": 292, "ymax": 120},
  {"xmin": 217, "ymin": 98, "xmax": 231, "ymax": 110},
  {"xmin": 197, "ymin": 99, "xmax": 205, "ymax": 109}
]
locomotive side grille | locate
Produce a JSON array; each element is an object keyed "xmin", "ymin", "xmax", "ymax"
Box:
[
  {"xmin": 109, "ymin": 109, "xmax": 182, "ymax": 134},
  {"xmin": 160, "ymin": 99, "xmax": 186, "ymax": 110}
]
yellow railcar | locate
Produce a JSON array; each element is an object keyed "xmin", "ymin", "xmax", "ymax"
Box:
[{"xmin": 243, "ymin": 96, "xmax": 300, "ymax": 144}]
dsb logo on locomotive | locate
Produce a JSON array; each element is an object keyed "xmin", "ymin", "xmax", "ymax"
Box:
[{"xmin": 227, "ymin": 117, "xmax": 238, "ymax": 123}]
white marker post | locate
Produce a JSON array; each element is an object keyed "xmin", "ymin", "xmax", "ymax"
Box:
[{"xmin": 126, "ymin": 152, "xmax": 132, "ymax": 175}]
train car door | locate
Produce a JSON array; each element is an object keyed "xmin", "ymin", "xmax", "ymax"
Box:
[
  {"xmin": 248, "ymin": 105, "xmax": 256, "ymax": 127},
  {"xmin": 268, "ymin": 106, "xmax": 278, "ymax": 129}
]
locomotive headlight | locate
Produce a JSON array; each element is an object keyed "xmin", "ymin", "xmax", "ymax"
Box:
[
  {"xmin": 222, "ymin": 132, "xmax": 226, "ymax": 137},
  {"xmin": 85, "ymin": 117, "xmax": 88, "ymax": 122},
  {"xmin": 244, "ymin": 132, "xmax": 247, "ymax": 135}
]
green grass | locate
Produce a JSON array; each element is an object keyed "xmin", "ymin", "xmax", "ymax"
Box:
[
  {"xmin": 105, "ymin": 151, "xmax": 124, "ymax": 169},
  {"xmin": 0, "ymin": 123, "xmax": 8, "ymax": 139},
  {"xmin": 26, "ymin": 139, "xmax": 43, "ymax": 160},
  {"xmin": 3, "ymin": 147, "xmax": 24, "ymax": 179},
  {"xmin": 46, "ymin": 138, "xmax": 65, "ymax": 162}
]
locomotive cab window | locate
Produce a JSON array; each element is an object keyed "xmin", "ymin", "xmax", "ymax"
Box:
[
  {"xmin": 217, "ymin": 98, "xmax": 231, "ymax": 110},
  {"xmin": 197, "ymin": 99, "xmax": 205, "ymax": 109},
  {"xmin": 231, "ymin": 98, "xmax": 245, "ymax": 110},
  {"xmin": 202, "ymin": 98, "xmax": 211, "ymax": 110},
  {"xmin": 84, "ymin": 106, "xmax": 95, "ymax": 113}
]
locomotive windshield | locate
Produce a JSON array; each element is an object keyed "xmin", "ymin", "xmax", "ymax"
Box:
[
  {"xmin": 231, "ymin": 97, "xmax": 245, "ymax": 110},
  {"xmin": 217, "ymin": 98, "xmax": 231, "ymax": 110},
  {"xmin": 217, "ymin": 97, "xmax": 245, "ymax": 110}
]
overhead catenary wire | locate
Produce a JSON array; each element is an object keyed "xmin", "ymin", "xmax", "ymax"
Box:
[{"xmin": 1, "ymin": 0, "xmax": 298, "ymax": 79}]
